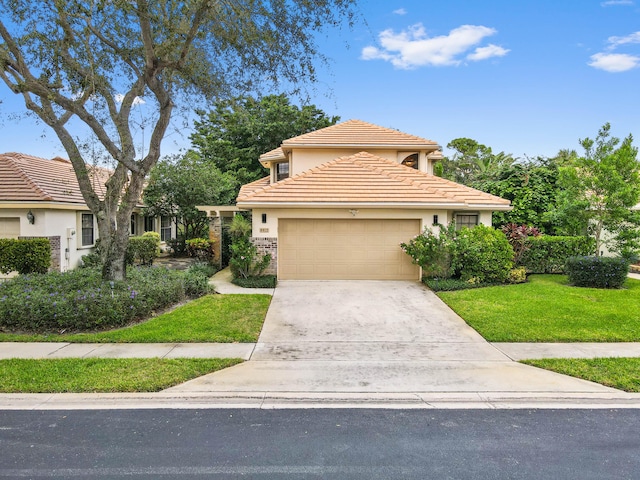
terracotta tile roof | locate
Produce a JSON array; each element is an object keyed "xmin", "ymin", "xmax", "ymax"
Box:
[
  {"xmin": 259, "ymin": 147, "xmax": 286, "ymax": 163},
  {"xmin": 281, "ymin": 119, "xmax": 439, "ymax": 149},
  {"xmin": 237, "ymin": 151, "xmax": 511, "ymax": 209},
  {"xmin": 0, "ymin": 152, "xmax": 109, "ymax": 204}
]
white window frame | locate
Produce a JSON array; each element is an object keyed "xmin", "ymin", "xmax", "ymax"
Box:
[
  {"xmin": 160, "ymin": 216, "xmax": 172, "ymax": 242},
  {"xmin": 80, "ymin": 213, "xmax": 95, "ymax": 247},
  {"xmin": 454, "ymin": 213, "xmax": 479, "ymax": 231}
]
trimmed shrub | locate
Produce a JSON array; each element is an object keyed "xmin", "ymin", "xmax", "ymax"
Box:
[
  {"xmin": 231, "ymin": 275, "xmax": 277, "ymax": 288},
  {"xmin": 452, "ymin": 225, "xmax": 514, "ymax": 283},
  {"xmin": 507, "ymin": 267, "xmax": 527, "ymax": 284},
  {"xmin": 0, "ymin": 266, "xmax": 190, "ymax": 333},
  {"xmin": 186, "ymin": 238, "xmax": 215, "ymax": 263},
  {"xmin": 127, "ymin": 233, "xmax": 160, "ymax": 266},
  {"xmin": 565, "ymin": 256, "xmax": 629, "ymax": 289},
  {"xmin": 520, "ymin": 236, "xmax": 595, "ymax": 274},
  {"xmin": 0, "ymin": 238, "xmax": 51, "ymax": 274}
]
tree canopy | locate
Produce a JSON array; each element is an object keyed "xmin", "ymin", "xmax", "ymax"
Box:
[
  {"xmin": 143, "ymin": 152, "xmax": 237, "ymax": 241},
  {"xmin": 190, "ymin": 93, "xmax": 340, "ymax": 188},
  {"xmin": 554, "ymin": 123, "xmax": 640, "ymax": 256},
  {"xmin": 0, "ymin": 0, "xmax": 356, "ymax": 280}
]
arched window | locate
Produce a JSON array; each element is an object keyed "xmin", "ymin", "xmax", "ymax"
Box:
[{"xmin": 401, "ymin": 153, "xmax": 419, "ymax": 169}]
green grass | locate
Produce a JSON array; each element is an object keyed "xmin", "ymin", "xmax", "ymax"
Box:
[
  {"xmin": 0, "ymin": 358, "xmax": 243, "ymax": 393},
  {"xmin": 437, "ymin": 275, "xmax": 640, "ymax": 342},
  {"xmin": 522, "ymin": 358, "xmax": 640, "ymax": 392},
  {"xmin": 0, "ymin": 294, "xmax": 271, "ymax": 343}
]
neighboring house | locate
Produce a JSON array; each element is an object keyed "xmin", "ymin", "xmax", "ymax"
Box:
[
  {"xmin": 0, "ymin": 152, "xmax": 175, "ymax": 274},
  {"xmin": 200, "ymin": 120, "xmax": 511, "ymax": 280}
]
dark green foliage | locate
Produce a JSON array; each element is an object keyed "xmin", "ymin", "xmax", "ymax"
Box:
[
  {"xmin": 472, "ymin": 158, "xmax": 561, "ymax": 232},
  {"xmin": 231, "ymin": 275, "xmax": 277, "ymax": 288},
  {"xmin": 144, "ymin": 153, "xmax": 237, "ymax": 241},
  {"xmin": 424, "ymin": 277, "xmax": 497, "ymax": 292},
  {"xmin": 190, "ymin": 94, "xmax": 340, "ymax": 189},
  {"xmin": 403, "ymin": 223, "xmax": 514, "ymax": 287},
  {"xmin": 520, "ymin": 236, "xmax": 596, "ymax": 273},
  {"xmin": 0, "ymin": 267, "xmax": 199, "ymax": 333},
  {"xmin": 126, "ymin": 233, "xmax": 160, "ymax": 266},
  {"xmin": 0, "ymin": 238, "xmax": 51, "ymax": 274},
  {"xmin": 452, "ymin": 225, "xmax": 514, "ymax": 283},
  {"xmin": 565, "ymin": 256, "xmax": 629, "ymax": 289}
]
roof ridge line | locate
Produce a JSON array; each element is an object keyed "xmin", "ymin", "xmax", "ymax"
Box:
[{"xmin": 3, "ymin": 154, "xmax": 54, "ymax": 201}]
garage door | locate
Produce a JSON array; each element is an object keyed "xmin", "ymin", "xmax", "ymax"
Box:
[
  {"xmin": 0, "ymin": 218, "xmax": 20, "ymax": 239},
  {"xmin": 278, "ymin": 219, "xmax": 420, "ymax": 280}
]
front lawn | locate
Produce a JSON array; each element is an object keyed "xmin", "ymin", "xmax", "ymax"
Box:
[
  {"xmin": 0, "ymin": 358, "xmax": 242, "ymax": 393},
  {"xmin": 437, "ymin": 275, "xmax": 640, "ymax": 342},
  {"xmin": 0, "ymin": 294, "xmax": 271, "ymax": 343},
  {"xmin": 522, "ymin": 358, "xmax": 640, "ymax": 392}
]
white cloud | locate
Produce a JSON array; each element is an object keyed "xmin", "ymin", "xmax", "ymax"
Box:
[
  {"xmin": 606, "ymin": 31, "xmax": 640, "ymax": 49},
  {"xmin": 361, "ymin": 23, "xmax": 508, "ymax": 69},
  {"xmin": 114, "ymin": 93, "xmax": 145, "ymax": 106},
  {"xmin": 467, "ymin": 44, "xmax": 510, "ymax": 61},
  {"xmin": 393, "ymin": 8, "xmax": 407, "ymax": 15},
  {"xmin": 601, "ymin": 0, "xmax": 634, "ymax": 6},
  {"xmin": 588, "ymin": 52, "xmax": 640, "ymax": 72}
]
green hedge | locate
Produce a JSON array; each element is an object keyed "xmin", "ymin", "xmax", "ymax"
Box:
[
  {"xmin": 0, "ymin": 238, "xmax": 51, "ymax": 274},
  {"xmin": 566, "ymin": 256, "xmax": 629, "ymax": 289},
  {"xmin": 127, "ymin": 232, "xmax": 160, "ymax": 266},
  {"xmin": 0, "ymin": 266, "xmax": 211, "ymax": 333},
  {"xmin": 520, "ymin": 236, "xmax": 595, "ymax": 274}
]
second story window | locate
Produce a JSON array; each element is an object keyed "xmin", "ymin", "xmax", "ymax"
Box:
[{"xmin": 276, "ymin": 162, "xmax": 289, "ymax": 181}]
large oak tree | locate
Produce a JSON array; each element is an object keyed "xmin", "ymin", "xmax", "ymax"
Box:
[{"xmin": 0, "ymin": 0, "xmax": 356, "ymax": 280}]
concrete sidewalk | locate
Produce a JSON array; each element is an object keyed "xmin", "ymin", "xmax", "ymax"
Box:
[{"xmin": 0, "ymin": 342, "xmax": 255, "ymax": 360}]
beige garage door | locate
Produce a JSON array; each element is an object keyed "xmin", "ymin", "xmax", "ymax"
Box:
[
  {"xmin": 0, "ymin": 218, "xmax": 20, "ymax": 239},
  {"xmin": 279, "ymin": 219, "xmax": 420, "ymax": 280}
]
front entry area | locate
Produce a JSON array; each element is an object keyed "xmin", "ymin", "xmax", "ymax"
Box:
[{"xmin": 278, "ymin": 218, "xmax": 420, "ymax": 280}]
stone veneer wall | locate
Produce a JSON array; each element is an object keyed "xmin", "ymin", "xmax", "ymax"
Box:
[
  {"xmin": 18, "ymin": 235, "xmax": 61, "ymax": 272},
  {"xmin": 208, "ymin": 216, "xmax": 223, "ymax": 269},
  {"xmin": 251, "ymin": 237, "xmax": 277, "ymax": 276}
]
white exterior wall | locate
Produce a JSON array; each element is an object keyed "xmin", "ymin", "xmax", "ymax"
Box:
[
  {"xmin": 251, "ymin": 208, "xmax": 455, "ymax": 239},
  {"xmin": 0, "ymin": 207, "xmax": 86, "ymax": 273},
  {"xmin": 252, "ymin": 208, "xmax": 493, "ymax": 239}
]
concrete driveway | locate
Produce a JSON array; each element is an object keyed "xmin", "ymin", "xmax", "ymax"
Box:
[{"xmin": 169, "ymin": 281, "xmax": 617, "ymax": 396}]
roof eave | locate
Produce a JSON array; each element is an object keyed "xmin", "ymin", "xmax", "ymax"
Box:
[{"xmin": 237, "ymin": 201, "xmax": 512, "ymax": 210}]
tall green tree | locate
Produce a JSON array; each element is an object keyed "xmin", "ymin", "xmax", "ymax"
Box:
[
  {"xmin": 0, "ymin": 0, "xmax": 356, "ymax": 280},
  {"xmin": 555, "ymin": 123, "xmax": 640, "ymax": 256},
  {"xmin": 441, "ymin": 137, "xmax": 515, "ymax": 185},
  {"xmin": 471, "ymin": 157, "xmax": 560, "ymax": 232},
  {"xmin": 190, "ymin": 94, "xmax": 340, "ymax": 188},
  {"xmin": 143, "ymin": 153, "xmax": 237, "ymax": 241}
]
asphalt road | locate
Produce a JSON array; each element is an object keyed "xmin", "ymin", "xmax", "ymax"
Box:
[{"xmin": 0, "ymin": 409, "xmax": 638, "ymax": 479}]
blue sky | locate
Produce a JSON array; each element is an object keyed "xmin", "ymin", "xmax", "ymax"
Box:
[{"xmin": 1, "ymin": 0, "xmax": 640, "ymax": 160}]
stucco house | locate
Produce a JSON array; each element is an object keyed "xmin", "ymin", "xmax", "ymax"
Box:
[
  {"xmin": 0, "ymin": 152, "xmax": 175, "ymax": 274},
  {"xmin": 201, "ymin": 119, "xmax": 511, "ymax": 280}
]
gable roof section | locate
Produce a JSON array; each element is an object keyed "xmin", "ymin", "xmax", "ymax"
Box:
[
  {"xmin": 238, "ymin": 151, "xmax": 511, "ymax": 209},
  {"xmin": 281, "ymin": 119, "xmax": 439, "ymax": 149},
  {"xmin": 0, "ymin": 152, "xmax": 109, "ymax": 204}
]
